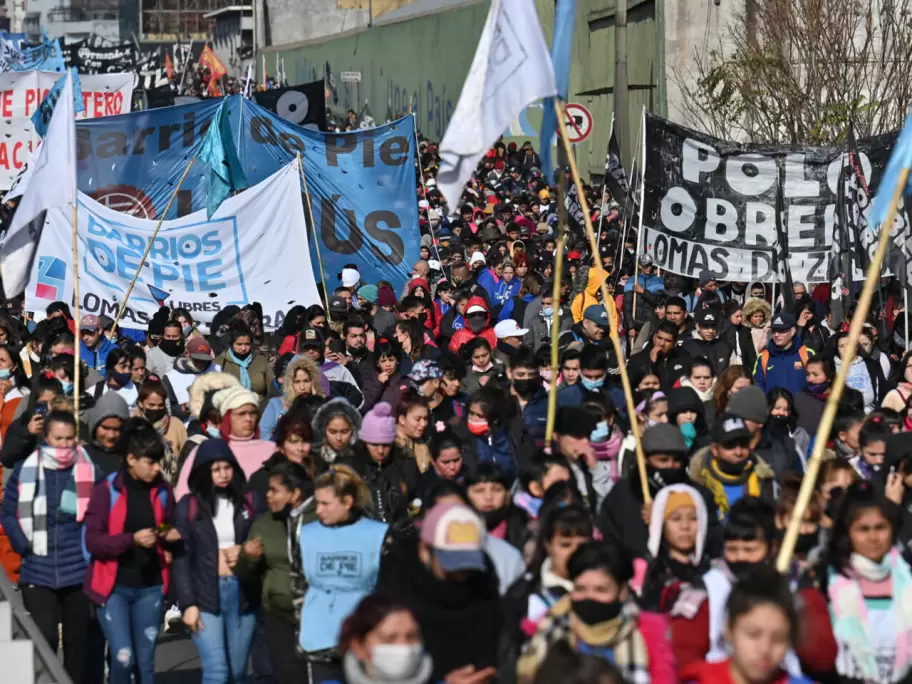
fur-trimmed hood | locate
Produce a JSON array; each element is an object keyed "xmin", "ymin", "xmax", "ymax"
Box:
[
  {"xmin": 283, "ymin": 356, "xmax": 325, "ymax": 403},
  {"xmin": 742, "ymin": 297, "xmax": 772, "ymax": 328},
  {"xmin": 188, "ymin": 371, "xmax": 241, "ymax": 420},
  {"xmin": 312, "ymin": 397, "xmax": 362, "ymax": 449}
]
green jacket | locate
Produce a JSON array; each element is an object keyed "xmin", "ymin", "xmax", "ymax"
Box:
[{"xmin": 234, "ymin": 506, "xmax": 317, "ymax": 624}]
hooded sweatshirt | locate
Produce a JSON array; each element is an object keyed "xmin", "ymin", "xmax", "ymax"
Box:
[
  {"xmin": 449, "ymin": 296, "xmax": 496, "ymax": 352},
  {"xmin": 571, "ymin": 267, "xmax": 617, "ymax": 324},
  {"xmin": 85, "ymin": 391, "xmax": 131, "ymax": 475}
]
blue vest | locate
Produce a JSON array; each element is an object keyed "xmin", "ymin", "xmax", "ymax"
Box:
[{"xmin": 298, "ymin": 517, "xmax": 388, "ymax": 652}]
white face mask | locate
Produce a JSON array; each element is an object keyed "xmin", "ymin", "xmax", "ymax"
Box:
[{"xmin": 371, "ymin": 643, "xmax": 424, "ymax": 681}]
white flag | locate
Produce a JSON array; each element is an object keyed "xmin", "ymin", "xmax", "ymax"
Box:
[
  {"xmin": 0, "ymin": 70, "xmax": 76, "ymax": 298},
  {"xmin": 436, "ymin": 0, "xmax": 556, "ymax": 209}
]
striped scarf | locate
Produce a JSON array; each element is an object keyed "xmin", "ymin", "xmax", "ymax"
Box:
[{"xmin": 17, "ymin": 446, "xmax": 97, "ymax": 556}]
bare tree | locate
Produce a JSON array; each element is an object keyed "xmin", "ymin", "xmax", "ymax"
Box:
[{"xmin": 672, "ymin": 0, "xmax": 912, "ymax": 143}]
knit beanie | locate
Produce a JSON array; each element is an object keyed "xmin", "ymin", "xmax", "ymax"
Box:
[
  {"xmin": 699, "ymin": 270, "xmax": 716, "ymax": 288},
  {"xmin": 663, "ymin": 491, "xmax": 696, "ymax": 521},
  {"xmin": 726, "ymin": 385, "xmax": 769, "ymax": 425},
  {"xmin": 377, "ymin": 286, "xmax": 397, "ymax": 308},
  {"xmin": 213, "ymin": 385, "xmax": 260, "ymax": 415},
  {"xmin": 359, "ymin": 402, "xmax": 397, "ymax": 445}
]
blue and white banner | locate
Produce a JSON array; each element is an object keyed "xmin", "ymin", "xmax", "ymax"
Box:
[
  {"xmin": 75, "ymin": 96, "xmax": 420, "ymax": 290},
  {"xmin": 24, "ymin": 161, "xmax": 320, "ymax": 330}
]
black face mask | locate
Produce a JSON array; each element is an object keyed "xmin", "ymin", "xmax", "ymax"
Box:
[
  {"xmin": 572, "ymin": 598, "xmax": 624, "ymax": 626},
  {"xmin": 159, "ymin": 339, "xmax": 185, "ymax": 357},
  {"xmin": 767, "ymin": 415, "xmax": 790, "ymax": 435},
  {"xmin": 647, "ymin": 464, "xmax": 687, "ymax": 490},
  {"xmin": 347, "ymin": 345, "xmax": 367, "ymax": 359},
  {"xmin": 715, "ymin": 457, "xmax": 748, "ymax": 476},
  {"xmin": 727, "ymin": 560, "xmax": 762, "ymax": 581},
  {"xmin": 824, "ymin": 487, "xmax": 845, "ymax": 520},
  {"xmin": 143, "ymin": 408, "xmax": 166, "ymax": 424},
  {"xmin": 481, "ymin": 506, "xmax": 509, "ymax": 531},
  {"xmin": 232, "ymin": 349, "xmax": 251, "ymax": 361},
  {"xmin": 468, "ymin": 316, "xmax": 486, "ymax": 333},
  {"xmin": 512, "ymin": 378, "xmax": 540, "ymax": 399}
]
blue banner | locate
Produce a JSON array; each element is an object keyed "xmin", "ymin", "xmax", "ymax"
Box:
[
  {"xmin": 74, "ymin": 96, "xmax": 419, "ymax": 291},
  {"xmin": 31, "ymin": 69, "xmax": 85, "ymax": 137}
]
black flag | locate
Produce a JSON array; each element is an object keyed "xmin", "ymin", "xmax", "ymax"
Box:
[
  {"xmin": 832, "ymin": 156, "xmax": 855, "ymax": 310},
  {"xmin": 603, "ymin": 130, "xmax": 630, "ymax": 202},
  {"xmin": 774, "ymin": 163, "xmax": 796, "ymax": 313}
]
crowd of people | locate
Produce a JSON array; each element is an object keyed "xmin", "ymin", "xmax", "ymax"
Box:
[{"xmin": 0, "ymin": 134, "xmax": 910, "ymax": 684}]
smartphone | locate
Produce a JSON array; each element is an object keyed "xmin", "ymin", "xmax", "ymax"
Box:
[
  {"xmin": 327, "ymin": 339, "xmax": 346, "ymax": 356},
  {"xmin": 35, "ymin": 401, "xmax": 48, "ymax": 417},
  {"xmin": 156, "ymin": 523, "xmax": 173, "ymax": 536}
]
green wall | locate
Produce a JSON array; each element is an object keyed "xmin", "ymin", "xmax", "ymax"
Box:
[{"xmin": 266, "ymin": 0, "xmax": 664, "ymax": 178}]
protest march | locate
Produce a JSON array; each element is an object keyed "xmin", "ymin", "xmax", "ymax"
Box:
[{"xmin": 1, "ymin": 2, "xmax": 912, "ymax": 684}]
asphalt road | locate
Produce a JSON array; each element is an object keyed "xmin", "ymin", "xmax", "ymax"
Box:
[{"xmin": 154, "ymin": 632, "xmax": 202, "ymax": 683}]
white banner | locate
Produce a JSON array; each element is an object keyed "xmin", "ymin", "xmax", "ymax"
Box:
[
  {"xmin": 25, "ymin": 161, "xmax": 320, "ymax": 330},
  {"xmin": 0, "ymin": 71, "xmax": 135, "ymax": 189}
]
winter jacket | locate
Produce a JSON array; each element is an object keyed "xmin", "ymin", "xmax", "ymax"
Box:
[
  {"xmin": 835, "ymin": 354, "xmax": 884, "ymax": 413},
  {"xmin": 687, "ymin": 447, "xmax": 778, "ymax": 516},
  {"xmin": 476, "ymin": 267, "xmax": 501, "ymax": 304},
  {"xmin": 452, "ymin": 414, "xmax": 537, "ymax": 484},
  {"xmin": 742, "ymin": 297, "xmax": 771, "ymax": 354},
  {"xmin": 172, "ymin": 448, "xmax": 259, "ymax": 615},
  {"xmin": 718, "ymin": 319, "xmax": 757, "ymax": 371},
  {"xmin": 499, "ymin": 292, "xmax": 536, "ymax": 324},
  {"xmin": 84, "ymin": 391, "xmax": 131, "ymax": 475},
  {"xmin": 518, "ymin": 389, "xmax": 549, "ymax": 451},
  {"xmin": 449, "ymin": 296, "xmax": 497, "ymax": 353},
  {"xmin": 753, "ymin": 336, "xmax": 813, "ymax": 395},
  {"xmin": 623, "ymin": 272, "xmax": 666, "ymax": 332},
  {"xmin": 682, "ymin": 331, "xmax": 733, "ymax": 377},
  {"xmin": 338, "ymin": 443, "xmax": 420, "ymax": 524},
  {"xmin": 570, "ymin": 268, "xmax": 617, "ymax": 324},
  {"xmin": 522, "ymin": 295, "xmax": 572, "ymax": 351},
  {"xmin": 627, "ymin": 346, "xmax": 693, "ymax": 392},
  {"xmin": 80, "ymin": 336, "xmax": 118, "ymax": 378},
  {"xmin": 145, "ymin": 346, "xmax": 178, "ymax": 380},
  {"xmin": 1, "ymin": 456, "xmax": 104, "ymax": 588},
  {"xmin": 259, "ymin": 356, "xmax": 325, "ymax": 439},
  {"xmin": 491, "ymin": 277, "xmax": 522, "ymax": 312},
  {"xmin": 360, "ymin": 369, "xmax": 406, "ymax": 415},
  {"xmin": 213, "ymin": 351, "xmax": 275, "ymax": 405},
  {"xmin": 82, "ymin": 471, "xmax": 176, "ymax": 605},
  {"xmin": 321, "ymin": 360, "xmax": 364, "ymax": 407}
]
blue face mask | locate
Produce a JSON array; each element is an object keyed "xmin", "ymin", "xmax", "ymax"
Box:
[
  {"xmin": 590, "ymin": 420, "xmax": 609, "ymax": 443},
  {"xmin": 181, "ymin": 324, "xmax": 193, "ymax": 338},
  {"xmin": 61, "ymin": 380, "xmax": 73, "ymax": 395},
  {"xmin": 680, "ymin": 422, "xmax": 698, "ymax": 449},
  {"xmin": 581, "ymin": 376, "xmax": 605, "ymax": 392},
  {"xmin": 0, "ymin": 368, "xmax": 11, "ymax": 380},
  {"xmin": 206, "ymin": 424, "xmax": 221, "ymax": 439},
  {"xmin": 540, "ymin": 307, "xmax": 554, "ymax": 317}
]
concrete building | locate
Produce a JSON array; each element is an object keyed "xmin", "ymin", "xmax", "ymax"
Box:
[
  {"xmin": 204, "ymin": 4, "xmax": 254, "ymax": 79},
  {"xmin": 27, "ymin": 0, "xmax": 120, "ymax": 40}
]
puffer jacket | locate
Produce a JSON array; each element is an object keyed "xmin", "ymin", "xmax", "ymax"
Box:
[
  {"xmin": 172, "ymin": 448, "xmax": 259, "ymax": 615},
  {"xmin": 449, "ymin": 296, "xmax": 497, "ymax": 353},
  {"xmin": 312, "ymin": 397, "xmax": 362, "ymax": 467},
  {"xmin": 339, "ymin": 443, "xmax": 420, "ymax": 524},
  {"xmin": 742, "ymin": 297, "xmax": 771, "ymax": 355},
  {"xmin": 1, "ymin": 454, "xmax": 104, "ymax": 588},
  {"xmin": 682, "ymin": 330, "xmax": 732, "ymax": 377}
]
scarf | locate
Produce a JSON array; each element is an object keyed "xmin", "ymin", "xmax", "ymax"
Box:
[
  {"xmin": 828, "ymin": 549, "xmax": 912, "ymax": 682},
  {"xmin": 681, "ymin": 377, "xmax": 715, "ymax": 403},
  {"xmin": 396, "ymin": 429, "xmax": 431, "ymax": 472},
  {"xmin": 701, "ymin": 459, "xmax": 761, "ymax": 519},
  {"xmin": 227, "ymin": 349, "xmax": 253, "ymax": 389},
  {"xmin": 17, "ymin": 446, "xmax": 96, "ymax": 556}
]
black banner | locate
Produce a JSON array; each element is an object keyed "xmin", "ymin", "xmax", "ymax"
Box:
[
  {"xmin": 253, "ymin": 81, "xmax": 326, "ymax": 130},
  {"xmin": 643, "ymin": 113, "xmax": 897, "ymax": 283}
]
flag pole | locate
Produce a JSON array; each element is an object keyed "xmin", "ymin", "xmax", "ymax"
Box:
[
  {"xmin": 410, "ymin": 108, "xmax": 439, "ymax": 246},
  {"xmin": 544, "ymin": 230, "xmax": 566, "ymax": 445},
  {"xmin": 296, "ymin": 153, "xmax": 332, "ymax": 323},
  {"xmin": 555, "ymin": 99, "xmax": 650, "ymax": 503},
  {"xmin": 776, "ymin": 167, "xmax": 908, "ymax": 572},
  {"xmin": 71, "ymin": 200, "xmax": 80, "ymax": 423},
  {"xmin": 630, "ymin": 106, "xmax": 646, "ymax": 322},
  {"xmin": 111, "ymin": 158, "xmax": 196, "ymax": 333}
]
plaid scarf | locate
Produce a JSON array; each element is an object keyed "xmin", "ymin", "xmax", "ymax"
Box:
[{"xmin": 17, "ymin": 446, "xmax": 97, "ymax": 556}]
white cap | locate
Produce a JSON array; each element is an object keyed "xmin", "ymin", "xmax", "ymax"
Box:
[
  {"xmin": 494, "ymin": 319, "xmax": 529, "ymax": 339},
  {"xmin": 341, "ymin": 267, "xmax": 360, "ymax": 288},
  {"xmin": 466, "ymin": 304, "xmax": 487, "ymax": 315},
  {"xmin": 469, "ymin": 252, "xmax": 486, "ymax": 266}
]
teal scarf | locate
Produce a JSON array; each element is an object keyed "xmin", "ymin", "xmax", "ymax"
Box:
[{"xmin": 228, "ymin": 349, "xmax": 253, "ymax": 389}]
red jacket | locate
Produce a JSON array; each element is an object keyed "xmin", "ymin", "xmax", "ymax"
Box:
[
  {"xmin": 449, "ymin": 295, "xmax": 496, "ymax": 352},
  {"xmin": 680, "ymin": 660, "xmax": 800, "ymax": 684}
]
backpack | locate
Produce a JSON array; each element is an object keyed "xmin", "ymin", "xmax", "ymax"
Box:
[
  {"xmin": 759, "ymin": 346, "xmax": 810, "ymax": 376},
  {"xmin": 81, "ymin": 471, "xmax": 170, "ymax": 563}
]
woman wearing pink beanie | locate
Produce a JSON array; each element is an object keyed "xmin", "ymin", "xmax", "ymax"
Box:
[{"xmin": 345, "ymin": 402, "xmax": 420, "ymax": 523}]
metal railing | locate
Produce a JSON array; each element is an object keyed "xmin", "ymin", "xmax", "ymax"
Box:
[{"xmin": 0, "ymin": 570, "xmax": 73, "ymax": 684}]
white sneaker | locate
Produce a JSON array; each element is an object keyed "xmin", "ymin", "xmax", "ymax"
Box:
[{"xmin": 164, "ymin": 604, "xmax": 183, "ymax": 633}]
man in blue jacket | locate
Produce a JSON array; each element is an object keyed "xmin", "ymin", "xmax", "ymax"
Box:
[
  {"xmin": 507, "ymin": 348, "xmax": 549, "ymax": 450},
  {"xmin": 79, "ymin": 314, "xmax": 118, "ymax": 378},
  {"xmin": 753, "ymin": 312, "xmax": 813, "ymax": 395}
]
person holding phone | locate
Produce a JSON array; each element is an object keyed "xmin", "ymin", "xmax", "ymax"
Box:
[{"xmin": 83, "ymin": 418, "xmax": 180, "ymax": 684}]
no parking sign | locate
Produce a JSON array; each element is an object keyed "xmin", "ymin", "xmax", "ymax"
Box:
[{"xmin": 564, "ymin": 103, "xmax": 593, "ymax": 143}]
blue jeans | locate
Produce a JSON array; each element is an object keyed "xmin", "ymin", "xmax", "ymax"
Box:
[
  {"xmin": 192, "ymin": 576, "xmax": 257, "ymax": 684},
  {"xmin": 97, "ymin": 585, "xmax": 164, "ymax": 684}
]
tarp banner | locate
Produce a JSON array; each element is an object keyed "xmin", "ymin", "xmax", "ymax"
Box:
[
  {"xmin": 0, "ymin": 71, "xmax": 135, "ymax": 189},
  {"xmin": 75, "ymin": 96, "xmax": 419, "ymax": 289},
  {"xmin": 25, "ymin": 162, "xmax": 320, "ymax": 330},
  {"xmin": 642, "ymin": 113, "xmax": 897, "ymax": 283}
]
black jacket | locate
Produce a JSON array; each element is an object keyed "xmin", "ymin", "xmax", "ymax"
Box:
[
  {"xmin": 173, "ymin": 492, "xmax": 259, "ymax": 615},
  {"xmin": 452, "ymin": 414, "xmax": 538, "ymax": 481},
  {"xmin": 338, "ymin": 444, "xmax": 421, "ymax": 525},
  {"xmin": 0, "ymin": 413, "xmax": 36, "ymax": 470},
  {"xmin": 627, "ymin": 346, "xmax": 693, "ymax": 391},
  {"xmin": 623, "ymin": 288, "xmax": 661, "ymax": 333},
  {"xmin": 719, "ymin": 320, "xmax": 757, "ymax": 371},
  {"xmin": 682, "ymin": 333, "xmax": 733, "ymax": 376}
]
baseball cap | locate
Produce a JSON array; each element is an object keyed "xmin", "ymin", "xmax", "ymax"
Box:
[
  {"xmin": 770, "ymin": 312, "xmax": 796, "ymax": 331},
  {"xmin": 713, "ymin": 414, "xmax": 753, "ymax": 444},
  {"xmin": 695, "ymin": 308, "xmax": 719, "ymax": 327},
  {"xmin": 187, "ymin": 337, "xmax": 213, "ymax": 361},
  {"xmin": 466, "ymin": 304, "xmax": 487, "ymax": 315},
  {"xmin": 408, "ymin": 359, "xmax": 443, "ymax": 383},
  {"xmin": 80, "ymin": 314, "xmax": 100, "ymax": 331},
  {"xmin": 329, "ymin": 295, "xmax": 349, "ymax": 314},
  {"xmin": 420, "ymin": 503, "xmax": 487, "ymax": 572},
  {"xmin": 299, "ymin": 327, "xmax": 324, "ymax": 349},
  {"xmin": 583, "ymin": 304, "xmax": 609, "ymax": 327},
  {"xmin": 494, "ymin": 319, "xmax": 529, "ymax": 339},
  {"xmin": 639, "ymin": 254, "xmax": 654, "ymax": 267}
]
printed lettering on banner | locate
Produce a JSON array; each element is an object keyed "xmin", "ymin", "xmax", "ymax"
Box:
[{"xmin": 642, "ymin": 113, "xmax": 896, "ymax": 283}]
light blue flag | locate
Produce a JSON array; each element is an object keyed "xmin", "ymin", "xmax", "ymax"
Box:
[
  {"xmin": 31, "ymin": 68, "xmax": 84, "ymax": 137},
  {"xmin": 870, "ymin": 111, "xmax": 912, "ymax": 230},
  {"xmin": 539, "ymin": 0, "xmax": 577, "ymax": 183},
  {"xmin": 198, "ymin": 100, "xmax": 248, "ymax": 218}
]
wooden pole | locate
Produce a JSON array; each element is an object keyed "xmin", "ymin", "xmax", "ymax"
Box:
[
  {"xmin": 111, "ymin": 158, "xmax": 196, "ymax": 333},
  {"xmin": 71, "ymin": 201, "xmax": 80, "ymax": 422},
  {"xmin": 776, "ymin": 168, "xmax": 908, "ymax": 572},
  {"xmin": 544, "ymin": 231, "xmax": 566, "ymax": 444},
  {"xmin": 554, "ymin": 100, "xmax": 651, "ymax": 502},
  {"xmin": 296, "ymin": 154, "xmax": 333, "ymax": 324},
  {"xmin": 410, "ymin": 110, "xmax": 439, "ymax": 246}
]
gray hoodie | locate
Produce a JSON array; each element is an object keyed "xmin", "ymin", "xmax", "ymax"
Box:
[{"xmin": 84, "ymin": 391, "xmax": 131, "ymax": 475}]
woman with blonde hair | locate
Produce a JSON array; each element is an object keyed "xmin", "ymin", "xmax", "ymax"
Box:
[
  {"xmin": 260, "ymin": 356, "xmax": 324, "ymax": 441},
  {"xmin": 298, "ymin": 463, "xmax": 390, "ymax": 682}
]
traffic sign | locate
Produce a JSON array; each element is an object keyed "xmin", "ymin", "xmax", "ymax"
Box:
[{"xmin": 563, "ymin": 103, "xmax": 593, "ymax": 143}]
